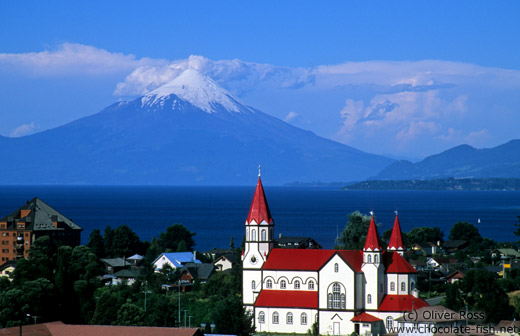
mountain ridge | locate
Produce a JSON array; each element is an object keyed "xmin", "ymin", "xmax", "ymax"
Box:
[
  {"xmin": 373, "ymin": 139, "xmax": 520, "ymax": 180},
  {"xmin": 0, "ymin": 70, "xmax": 393, "ymax": 185}
]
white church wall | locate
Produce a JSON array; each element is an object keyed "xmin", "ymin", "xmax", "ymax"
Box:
[
  {"xmin": 255, "ymin": 307, "xmax": 317, "ymax": 334},
  {"xmin": 319, "ymin": 311, "xmax": 356, "ymax": 335},
  {"xmin": 319, "ymin": 254, "xmax": 356, "ymax": 310}
]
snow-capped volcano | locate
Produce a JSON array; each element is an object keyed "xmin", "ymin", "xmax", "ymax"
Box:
[
  {"xmin": 141, "ymin": 69, "xmax": 250, "ymax": 114},
  {"xmin": 0, "ymin": 69, "xmax": 394, "ymax": 185}
]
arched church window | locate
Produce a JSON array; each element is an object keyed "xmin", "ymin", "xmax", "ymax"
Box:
[
  {"xmin": 301, "ymin": 313, "xmax": 307, "ymax": 325},
  {"xmin": 374, "ymin": 254, "xmax": 378, "ymax": 263},
  {"xmin": 252, "ymin": 280, "xmax": 255, "ymax": 289},
  {"xmin": 367, "ymin": 255, "xmax": 372, "ymax": 263},
  {"xmin": 410, "ymin": 281, "xmax": 415, "ymax": 291},
  {"xmin": 286, "ymin": 312, "xmax": 293, "ymax": 324},
  {"xmin": 328, "ymin": 282, "xmax": 345, "ymax": 309},
  {"xmin": 251, "ymin": 229, "xmax": 256, "ymax": 241},
  {"xmin": 266, "ymin": 279, "xmax": 273, "ymax": 288},
  {"xmin": 259, "ymin": 311, "xmax": 265, "ymax": 323},
  {"xmin": 386, "ymin": 316, "xmax": 393, "ymax": 330},
  {"xmin": 273, "ymin": 312, "xmax": 279, "ymax": 324},
  {"xmin": 390, "ymin": 282, "xmax": 395, "ymax": 291},
  {"xmin": 261, "ymin": 229, "xmax": 266, "ymax": 241},
  {"xmin": 367, "ymin": 294, "xmax": 372, "ymax": 304},
  {"xmin": 334, "ymin": 263, "xmax": 339, "ymax": 272},
  {"xmin": 308, "ymin": 280, "xmax": 315, "ymax": 290},
  {"xmin": 280, "ymin": 280, "xmax": 286, "ymax": 289},
  {"xmin": 294, "ymin": 280, "xmax": 300, "ymax": 289},
  {"xmin": 401, "ymin": 282, "xmax": 406, "ymax": 292}
]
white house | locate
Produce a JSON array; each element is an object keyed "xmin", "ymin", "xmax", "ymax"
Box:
[
  {"xmin": 153, "ymin": 252, "xmax": 201, "ymax": 272},
  {"xmin": 242, "ymin": 175, "xmax": 428, "ymax": 335}
]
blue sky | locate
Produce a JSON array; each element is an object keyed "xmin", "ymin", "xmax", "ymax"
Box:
[{"xmin": 1, "ymin": 1, "xmax": 519, "ymax": 158}]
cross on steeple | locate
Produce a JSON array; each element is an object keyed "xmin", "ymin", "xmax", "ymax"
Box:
[{"xmin": 258, "ymin": 164, "xmax": 261, "ymax": 177}]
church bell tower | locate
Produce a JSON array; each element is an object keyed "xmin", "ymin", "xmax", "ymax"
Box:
[{"xmin": 242, "ymin": 167, "xmax": 274, "ymax": 310}]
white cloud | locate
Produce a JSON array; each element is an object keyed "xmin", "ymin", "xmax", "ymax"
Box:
[
  {"xmin": 114, "ymin": 55, "xmax": 314, "ymax": 97},
  {"xmin": 10, "ymin": 122, "xmax": 39, "ymax": 137},
  {"xmin": 283, "ymin": 111, "xmax": 299, "ymax": 123},
  {"xmin": 0, "ymin": 43, "xmax": 165, "ymax": 76}
]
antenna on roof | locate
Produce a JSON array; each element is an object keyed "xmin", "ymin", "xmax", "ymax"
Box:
[{"xmin": 258, "ymin": 164, "xmax": 261, "ymax": 177}]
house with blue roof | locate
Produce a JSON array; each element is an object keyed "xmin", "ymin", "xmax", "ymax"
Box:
[{"xmin": 152, "ymin": 252, "xmax": 201, "ymax": 272}]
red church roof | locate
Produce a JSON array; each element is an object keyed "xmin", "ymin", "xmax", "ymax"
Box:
[
  {"xmin": 351, "ymin": 312, "xmax": 382, "ymax": 322},
  {"xmin": 263, "ymin": 249, "xmax": 364, "ymax": 272},
  {"xmin": 383, "ymin": 251, "xmax": 417, "ymax": 273},
  {"xmin": 246, "ymin": 176, "xmax": 273, "ymax": 225},
  {"xmin": 363, "ymin": 215, "xmax": 381, "ymax": 251},
  {"xmin": 254, "ymin": 290, "xmax": 318, "ymax": 308},
  {"xmin": 263, "ymin": 249, "xmax": 335, "ymax": 270},
  {"xmin": 388, "ymin": 214, "xmax": 404, "ymax": 251},
  {"xmin": 378, "ymin": 295, "xmax": 428, "ymax": 312}
]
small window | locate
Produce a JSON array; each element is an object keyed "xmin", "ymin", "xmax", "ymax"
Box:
[
  {"xmin": 301, "ymin": 313, "xmax": 307, "ymax": 325},
  {"xmin": 266, "ymin": 279, "xmax": 273, "ymax": 288},
  {"xmin": 410, "ymin": 282, "xmax": 415, "ymax": 291},
  {"xmin": 308, "ymin": 280, "xmax": 315, "ymax": 290},
  {"xmin": 334, "ymin": 263, "xmax": 339, "ymax": 272},
  {"xmin": 401, "ymin": 282, "xmax": 406, "ymax": 292},
  {"xmin": 294, "ymin": 280, "xmax": 300, "ymax": 289},
  {"xmin": 386, "ymin": 316, "xmax": 393, "ymax": 330},
  {"xmin": 367, "ymin": 255, "xmax": 372, "ymax": 263},
  {"xmin": 252, "ymin": 280, "xmax": 256, "ymax": 289},
  {"xmin": 273, "ymin": 312, "xmax": 279, "ymax": 324},
  {"xmin": 367, "ymin": 294, "xmax": 372, "ymax": 304},
  {"xmin": 390, "ymin": 282, "xmax": 395, "ymax": 291},
  {"xmin": 374, "ymin": 254, "xmax": 378, "ymax": 263},
  {"xmin": 259, "ymin": 312, "xmax": 265, "ymax": 324},
  {"xmin": 261, "ymin": 229, "xmax": 266, "ymax": 241},
  {"xmin": 280, "ymin": 280, "xmax": 286, "ymax": 289},
  {"xmin": 251, "ymin": 229, "xmax": 256, "ymax": 241},
  {"xmin": 287, "ymin": 312, "xmax": 293, "ymax": 324}
]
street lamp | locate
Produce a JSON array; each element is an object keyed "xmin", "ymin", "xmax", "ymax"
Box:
[
  {"xmin": 178, "ymin": 280, "xmax": 181, "ymax": 327},
  {"xmin": 184, "ymin": 310, "xmax": 189, "ymax": 327},
  {"xmin": 188, "ymin": 315, "xmax": 193, "ymax": 328},
  {"xmin": 26, "ymin": 314, "xmax": 38, "ymax": 324},
  {"xmin": 142, "ymin": 291, "xmax": 152, "ymax": 312}
]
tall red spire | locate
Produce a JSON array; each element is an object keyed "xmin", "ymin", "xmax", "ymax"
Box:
[
  {"xmin": 246, "ymin": 176, "xmax": 273, "ymax": 225},
  {"xmin": 363, "ymin": 215, "xmax": 381, "ymax": 251},
  {"xmin": 388, "ymin": 212, "xmax": 404, "ymax": 251}
]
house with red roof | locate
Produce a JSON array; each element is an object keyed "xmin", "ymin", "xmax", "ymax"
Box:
[{"xmin": 242, "ymin": 173, "xmax": 427, "ymax": 335}]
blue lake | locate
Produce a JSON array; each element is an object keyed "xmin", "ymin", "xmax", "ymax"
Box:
[{"xmin": 0, "ymin": 186, "xmax": 519, "ymax": 251}]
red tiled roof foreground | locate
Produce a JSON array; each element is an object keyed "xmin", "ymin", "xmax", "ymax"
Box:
[
  {"xmin": 351, "ymin": 312, "xmax": 382, "ymax": 322},
  {"xmin": 0, "ymin": 322, "xmax": 203, "ymax": 336},
  {"xmin": 378, "ymin": 295, "xmax": 428, "ymax": 312},
  {"xmin": 246, "ymin": 176, "xmax": 273, "ymax": 225},
  {"xmin": 255, "ymin": 290, "xmax": 318, "ymax": 308}
]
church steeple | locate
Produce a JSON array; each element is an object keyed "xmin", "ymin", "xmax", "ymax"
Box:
[
  {"xmin": 388, "ymin": 212, "xmax": 405, "ymax": 256},
  {"xmin": 363, "ymin": 214, "xmax": 381, "ymax": 252},
  {"xmin": 246, "ymin": 175, "xmax": 273, "ymax": 225}
]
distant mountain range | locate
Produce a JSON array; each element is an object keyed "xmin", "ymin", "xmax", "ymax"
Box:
[
  {"xmin": 345, "ymin": 178, "xmax": 520, "ymax": 191},
  {"xmin": 0, "ymin": 69, "xmax": 393, "ymax": 185},
  {"xmin": 373, "ymin": 140, "xmax": 520, "ymax": 180}
]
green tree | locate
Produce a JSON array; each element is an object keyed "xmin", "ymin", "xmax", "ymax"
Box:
[
  {"xmin": 87, "ymin": 229, "xmax": 105, "ymax": 258},
  {"xmin": 445, "ymin": 269, "xmax": 513, "ymax": 323},
  {"xmin": 157, "ymin": 224, "xmax": 196, "ymax": 252},
  {"xmin": 407, "ymin": 227, "xmax": 444, "ymax": 245},
  {"xmin": 449, "ymin": 221, "xmax": 482, "ymax": 243},
  {"xmin": 111, "ymin": 225, "xmax": 144, "ymax": 257},
  {"xmin": 103, "ymin": 226, "xmax": 115, "ymax": 257},
  {"xmin": 90, "ymin": 289, "xmax": 121, "ymax": 325},
  {"xmin": 514, "ymin": 216, "xmax": 520, "ymax": 237},
  {"xmin": 115, "ymin": 300, "xmax": 145, "ymax": 326},
  {"xmin": 336, "ymin": 211, "xmax": 378, "ymax": 250}
]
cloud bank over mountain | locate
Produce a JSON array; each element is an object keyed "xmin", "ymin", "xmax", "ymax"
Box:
[{"xmin": 2, "ymin": 43, "xmax": 520, "ymax": 158}]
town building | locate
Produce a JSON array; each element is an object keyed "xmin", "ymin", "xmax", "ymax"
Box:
[
  {"xmin": 153, "ymin": 252, "xmax": 201, "ymax": 272},
  {"xmin": 0, "ymin": 197, "xmax": 82, "ymax": 263},
  {"xmin": 242, "ymin": 175, "xmax": 427, "ymax": 335}
]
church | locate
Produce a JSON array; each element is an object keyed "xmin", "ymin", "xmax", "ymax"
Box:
[{"xmin": 242, "ymin": 175, "xmax": 428, "ymax": 335}]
